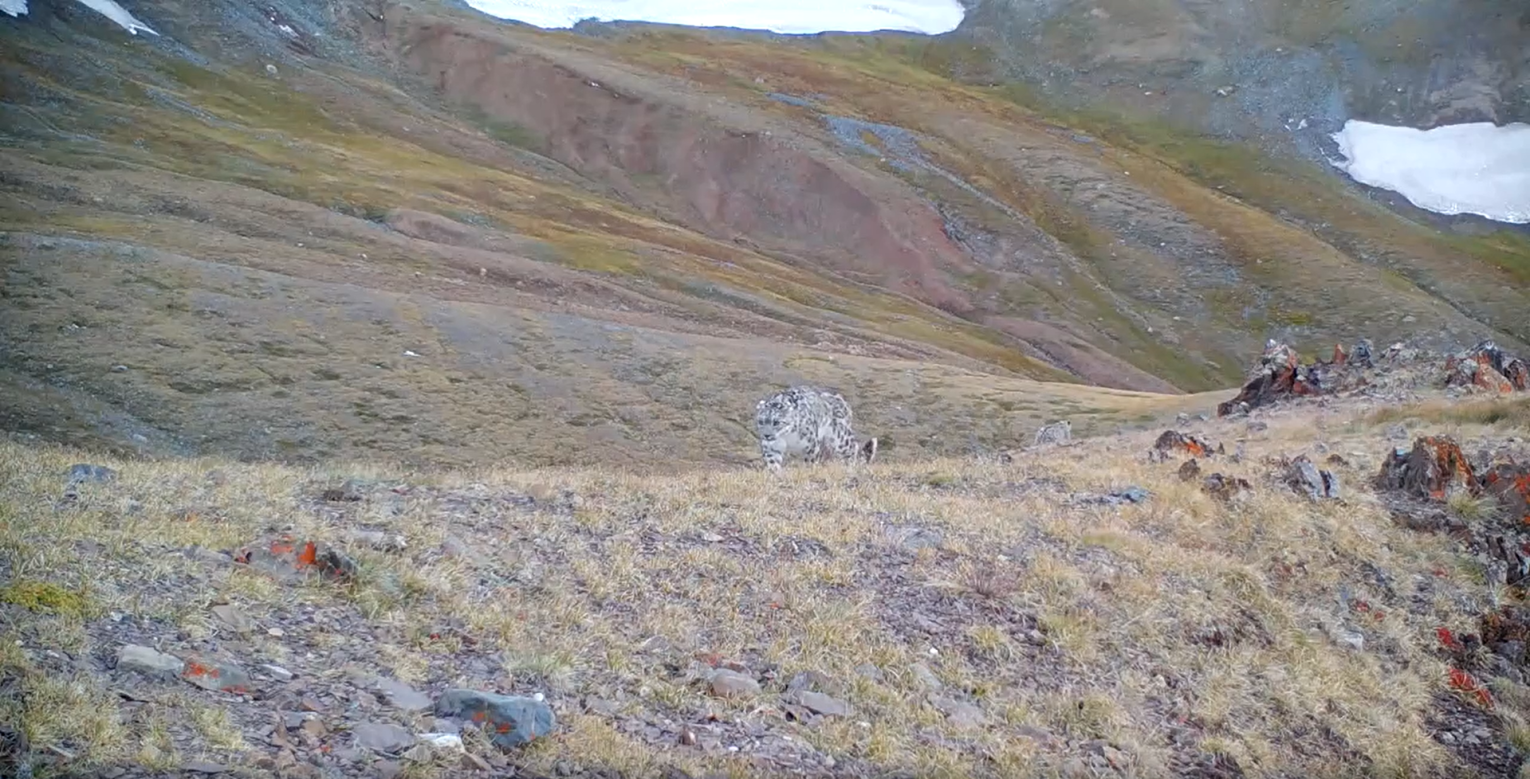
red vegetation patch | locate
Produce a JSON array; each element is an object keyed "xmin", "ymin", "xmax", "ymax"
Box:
[{"xmin": 1448, "ymin": 668, "xmax": 1494, "ymax": 710}]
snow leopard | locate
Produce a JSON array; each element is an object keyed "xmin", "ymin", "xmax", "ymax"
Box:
[
  {"xmin": 1032, "ymin": 419, "xmax": 1072, "ymax": 447},
  {"xmin": 753, "ymin": 385, "xmax": 878, "ymax": 472}
]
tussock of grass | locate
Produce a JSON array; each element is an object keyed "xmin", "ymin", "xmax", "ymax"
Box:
[{"xmin": 0, "ymin": 397, "xmax": 1512, "ymax": 777}]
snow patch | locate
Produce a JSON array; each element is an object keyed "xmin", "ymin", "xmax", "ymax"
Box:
[
  {"xmin": 1329, "ymin": 120, "xmax": 1530, "ymax": 225},
  {"xmin": 1, "ymin": 0, "xmax": 157, "ymax": 35},
  {"xmin": 462, "ymin": 0, "xmax": 965, "ymax": 35}
]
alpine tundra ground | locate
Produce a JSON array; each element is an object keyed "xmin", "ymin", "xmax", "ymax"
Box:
[{"xmin": 5, "ymin": 390, "xmax": 1530, "ymax": 779}]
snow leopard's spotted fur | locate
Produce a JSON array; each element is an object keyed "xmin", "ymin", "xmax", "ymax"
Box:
[
  {"xmin": 1032, "ymin": 419, "xmax": 1072, "ymax": 447},
  {"xmin": 754, "ymin": 385, "xmax": 878, "ymax": 472}
]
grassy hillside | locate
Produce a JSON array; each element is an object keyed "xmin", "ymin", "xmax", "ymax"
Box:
[
  {"xmin": 6, "ymin": 4, "xmax": 1530, "ymax": 778},
  {"xmin": 1, "ymin": 0, "xmax": 1528, "ymax": 469},
  {"xmin": 5, "ymin": 392, "xmax": 1530, "ymax": 778}
]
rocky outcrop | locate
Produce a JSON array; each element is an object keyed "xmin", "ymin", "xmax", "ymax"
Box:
[
  {"xmin": 1150, "ymin": 430, "xmax": 1224, "ymax": 461},
  {"xmin": 1216, "ymin": 339, "xmax": 1376, "ymax": 416},
  {"xmin": 1445, "ymin": 341, "xmax": 1530, "ymax": 395},
  {"xmin": 1284, "ymin": 455, "xmax": 1341, "ymax": 502},
  {"xmin": 1377, "ymin": 436, "xmax": 1479, "ymax": 501}
]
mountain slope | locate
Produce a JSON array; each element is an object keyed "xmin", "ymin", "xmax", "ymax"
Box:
[{"xmin": 0, "ymin": 0, "xmax": 1526, "ymax": 468}]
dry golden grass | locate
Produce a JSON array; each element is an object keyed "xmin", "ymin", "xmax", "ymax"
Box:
[
  {"xmin": 0, "ymin": 394, "xmax": 1517, "ymax": 778},
  {"xmin": 1366, "ymin": 396, "xmax": 1530, "ymax": 433}
]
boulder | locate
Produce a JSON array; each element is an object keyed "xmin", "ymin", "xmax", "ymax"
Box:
[
  {"xmin": 1482, "ymin": 462, "xmax": 1530, "ymax": 526},
  {"xmin": 435, "ymin": 689, "xmax": 555, "ymax": 749},
  {"xmin": 1376, "ymin": 436, "xmax": 1478, "ymax": 501},
  {"xmin": 1284, "ymin": 455, "xmax": 1341, "ymax": 501},
  {"xmin": 1445, "ymin": 340, "xmax": 1528, "ymax": 394},
  {"xmin": 1152, "ymin": 430, "xmax": 1223, "ymax": 459},
  {"xmin": 1202, "ymin": 473, "xmax": 1253, "ymax": 503},
  {"xmin": 1217, "ymin": 338, "xmax": 1379, "ymax": 416},
  {"xmin": 1178, "ymin": 458, "xmax": 1202, "ymax": 482},
  {"xmin": 1352, "ymin": 338, "xmax": 1375, "ymax": 368},
  {"xmin": 1217, "ymin": 341, "xmax": 1303, "ymax": 416}
]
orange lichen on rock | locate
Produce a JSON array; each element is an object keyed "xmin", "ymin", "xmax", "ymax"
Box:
[
  {"xmin": 1216, "ymin": 339, "xmax": 1375, "ymax": 416},
  {"xmin": 1505, "ymin": 360, "xmax": 1530, "ymax": 391},
  {"xmin": 1483, "ymin": 463, "xmax": 1530, "ymax": 526},
  {"xmin": 182, "ymin": 656, "xmax": 251, "ymax": 693},
  {"xmin": 1152, "ymin": 430, "xmax": 1223, "ymax": 459},
  {"xmin": 296, "ymin": 540, "xmax": 318, "ymax": 568},
  {"xmin": 1377, "ymin": 436, "xmax": 1478, "ymax": 501},
  {"xmin": 1218, "ymin": 342, "xmax": 1300, "ymax": 417},
  {"xmin": 232, "ymin": 534, "xmax": 355, "ymax": 582},
  {"xmin": 1445, "ymin": 340, "xmax": 1529, "ymax": 394}
]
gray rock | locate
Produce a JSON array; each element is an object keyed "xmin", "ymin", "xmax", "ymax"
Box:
[
  {"xmin": 117, "ymin": 645, "xmax": 184, "ymax": 679},
  {"xmin": 1115, "ymin": 486, "xmax": 1152, "ymax": 504},
  {"xmin": 797, "ymin": 691, "xmax": 850, "ymax": 717},
  {"xmin": 785, "ymin": 670, "xmax": 837, "ymax": 694},
  {"xmin": 1285, "ymin": 455, "xmax": 1341, "ymax": 501},
  {"xmin": 706, "ymin": 669, "xmax": 761, "ymax": 699},
  {"xmin": 931, "ymin": 696, "xmax": 986, "ymax": 728},
  {"xmin": 1015, "ymin": 724, "xmax": 1058, "ymax": 747},
  {"xmin": 211, "ymin": 605, "xmax": 255, "ymax": 633},
  {"xmin": 854, "ymin": 664, "xmax": 884, "ymax": 681},
  {"xmin": 1333, "ymin": 627, "xmax": 1365, "ymax": 651},
  {"xmin": 885, "ymin": 526, "xmax": 943, "ymax": 550},
  {"xmin": 261, "ymin": 664, "xmax": 295, "ymax": 682},
  {"xmin": 1073, "ymin": 486, "xmax": 1152, "ymax": 507},
  {"xmin": 375, "ymin": 677, "xmax": 432, "ymax": 711},
  {"xmin": 1060, "ymin": 756, "xmax": 1092, "ymax": 779},
  {"xmin": 435, "ymin": 689, "xmax": 556, "ymax": 749},
  {"xmin": 321, "ymin": 481, "xmax": 364, "ymax": 502},
  {"xmin": 1493, "ymin": 641, "xmax": 1525, "ymax": 663},
  {"xmin": 182, "ymin": 657, "xmax": 251, "ymax": 693},
  {"xmin": 352, "ymin": 722, "xmax": 416, "ymax": 754},
  {"xmin": 344, "ymin": 528, "xmax": 407, "ymax": 552},
  {"xmin": 908, "ymin": 663, "xmax": 942, "ymax": 690},
  {"xmin": 1322, "ymin": 470, "xmax": 1342, "ymax": 500}
]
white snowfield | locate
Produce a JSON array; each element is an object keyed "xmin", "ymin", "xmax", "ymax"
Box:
[
  {"xmin": 462, "ymin": 0, "xmax": 966, "ymax": 35},
  {"xmin": 1330, "ymin": 120, "xmax": 1530, "ymax": 225},
  {"xmin": 1, "ymin": 0, "xmax": 157, "ymax": 35}
]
